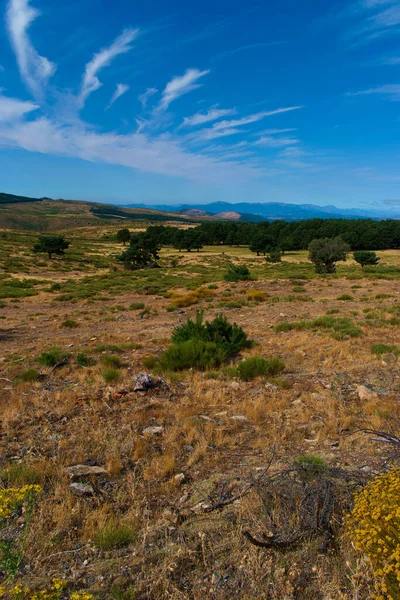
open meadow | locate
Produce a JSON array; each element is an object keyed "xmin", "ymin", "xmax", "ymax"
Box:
[{"xmin": 1, "ymin": 225, "xmax": 400, "ymax": 599}]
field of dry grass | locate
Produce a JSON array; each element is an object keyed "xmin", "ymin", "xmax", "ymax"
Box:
[{"xmin": 1, "ymin": 230, "xmax": 400, "ymax": 599}]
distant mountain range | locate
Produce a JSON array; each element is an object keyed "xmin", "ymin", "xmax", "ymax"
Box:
[{"xmin": 120, "ymin": 201, "xmax": 398, "ymax": 222}]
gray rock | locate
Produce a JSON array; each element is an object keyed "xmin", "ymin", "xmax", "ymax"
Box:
[
  {"xmin": 382, "ymin": 353, "xmax": 398, "ymax": 365},
  {"xmin": 133, "ymin": 374, "xmax": 169, "ymax": 392},
  {"xmin": 70, "ymin": 482, "xmax": 94, "ymax": 496},
  {"xmin": 66, "ymin": 465, "xmax": 108, "ymax": 478}
]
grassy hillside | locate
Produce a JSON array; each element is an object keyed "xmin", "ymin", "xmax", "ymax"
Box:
[{"xmin": 0, "ymin": 195, "xmax": 201, "ymax": 232}]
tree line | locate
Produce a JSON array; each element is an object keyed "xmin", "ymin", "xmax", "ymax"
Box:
[{"xmin": 117, "ymin": 217, "xmax": 400, "ymax": 256}]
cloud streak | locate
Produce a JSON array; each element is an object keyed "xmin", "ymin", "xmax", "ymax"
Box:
[
  {"xmin": 138, "ymin": 87, "xmax": 158, "ymax": 108},
  {"xmin": 0, "ymin": 93, "xmax": 38, "ymax": 121},
  {"xmin": 106, "ymin": 83, "xmax": 129, "ymax": 109},
  {"xmin": 348, "ymin": 84, "xmax": 400, "ymax": 101},
  {"xmin": 182, "ymin": 107, "xmax": 237, "ymax": 127},
  {"xmin": 6, "ymin": 0, "xmax": 56, "ymax": 99},
  {"xmin": 159, "ymin": 68, "xmax": 210, "ymax": 110},
  {"xmin": 79, "ymin": 28, "xmax": 138, "ymax": 106}
]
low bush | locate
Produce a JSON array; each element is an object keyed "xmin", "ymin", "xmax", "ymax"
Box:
[
  {"xmin": 75, "ymin": 352, "xmax": 95, "ymax": 367},
  {"xmin": 93, "ymin": 522, "xmax": 135, "ymax": 550},
  {"xmin": 371, "ymin": 343, "xmax": 399, "ymax": 356},
  {"xmin": 275, "ymin": 316, "xmax": 362, "ymax": 340},
  {"xmin": 101, "ymin": 368, "xmax": 120, "ymax": 383},
  {"xmin": 236, "ymin": 355, "xmax": 285, "ymax": 381},
  {"xmin": 246, "ymin": 290, "xmax": 268, "ymax": 302},
  {"xmin": 337, "ymin": 294, "xmax": 354, "ymax": 301},
  {"xmin": 17, "ymin": 368, "xmax": 39, "ymax": 382},
  {"xmin": 61, "ymin": 319, "xmax": 79, "ymax": 328},
  {"xmin": 38, "ymin": 347, "xmax": 68, "ymax": 367},
  {"xmin": 224, "ymin": 264, "xmax": 251, "ymax": 282},
  {"xmin": 129, "ymin": 302, "xmax": 145, "ymax": 310},
  {"xmin": 169, "ymin": 287, "xmax": 213, "ymax": 308},
  {"xmin": 101, "ymin": 354, "xmax": 122, "ymax": 368},
  {"xmin": 160, "ymin": 310, "xmax": 251, "ymax": 371},
  {"xmin": 160, "ymin": 340, "xmax": 226, "ymax": 371}
]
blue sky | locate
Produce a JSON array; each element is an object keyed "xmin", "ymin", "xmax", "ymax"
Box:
[{"xmin": 0, "ymin": 0, "xmax": 399, "ymax": 209}]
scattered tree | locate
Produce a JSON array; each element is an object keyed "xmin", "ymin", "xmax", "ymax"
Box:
[
  {"xmin": 224, "ymin": 264, "xmax": 251, "ymax": 282},
  {"xmin": 266, "ymin": 248, "xmax": 282, "ymax": 263},
  {"xmin": 308, "ymin": 237, "xmax": 350, "ymax": 274},
  {"xmin": 353, "ymin": 250, "xmax": 380, "ymax": 269},
  {"xmin": 118, "ymin": 232, "xmax": 160, "ymax": 270},
  {"xmin": 33, "ymin": 235, "xmax": 70, "ymax": 259},
  {"xmin": 116, "ymin": 228, "xmax": 131, "ymax": 245}
]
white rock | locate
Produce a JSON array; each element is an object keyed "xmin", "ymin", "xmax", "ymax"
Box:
[
  {"xmin": 230, "ymin": 415, "xmax": 249, "ymax": 422},
  {"xmin": 174, "ymin": 473, "xmax": 186, "ymax": 484},
  {"xmin": 356, "ymin": 385, "xmax": 378, "ymax": 401},
  {"xmin": 66, "ymin": 464, "xmax": 108, "ymax": 478},
  {"xmin": 70, "ymin": 482, "xmax": 94, "ymax": 496},
  {"xmin": 143, "ymin": 425, "xmax": 164, "ymax": 436}
]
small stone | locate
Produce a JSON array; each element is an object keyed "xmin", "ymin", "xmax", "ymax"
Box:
[
  {"xmin": 199, "ymin": 415, "xmax": 213, "ymax": 422},
  {"xmin": 174, "ymin": 473, "xmax": 186, "ymax": 485},
  {"xmin": 356, "ymin": 385, "xmax": 378, "ymax": 401},
  {"xmin": 214, "ymin": 411, "xmax": 228, "ymax": 418},
  {"xmin": 70, "ymin": 482, "xmax": 94, "ymax": 496},
  {"xmin": 230, "ymin": 381, "xmax": 240, "ymax": 390},
  {"xmin": 265, "ymin": 382, "xmax": 278, "ymax": 392},
  {"xmin": 311, "ymin": 393, "xmax": 326, "ymax": 400},
  {"xmin": 143, "ymin": 425, "xmax": 164, "ymax": 436},
  {"xmin": 383, "ymin": 353, "xmax": 398, "ymax": 365},
  {"xmin": 230, "ymin": 415, "xmax": 248, "ymax": 422},
  {"xmin": 66, "ymin": 465, "xmax": 108, "ymax": 478}
]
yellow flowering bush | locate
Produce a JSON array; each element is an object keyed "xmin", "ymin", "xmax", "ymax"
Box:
[
  {"xmin": 347, "ymin": 467, "xmax": 400, "ymax": 600},
  {"xmin": 0, "ymin": 486, "xmax": 42, "ymax": 520},
  {"xmin": 0, "ymin": 580, "xmax": 94, "ymax": 599}
]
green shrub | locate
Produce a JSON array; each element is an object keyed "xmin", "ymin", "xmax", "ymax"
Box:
[
  {"xmin": 371, "ymin": 343, "xmax": 399, "ymax": 356},
  {"xmin": 337, "ymin": 294, "xmax": 354, "ymax": 301},
  {"xmin": 129, "ymin": 302, "xmax": 145, "ymax": 310},
  {"xmin": 17, "ymin": 368, "xmax": 39, "ymax": 382},
  {"xmin": 61, "ymin": 319, "xmax": 79, "ymax": 328},
  {"xmin": 293, "ymin": 454, "xmax": 328, "ymax": 479},
  {"xmin": 142, "ymin": 355, "xmax": 158, "ymax": 369},
  {"xmin": 38, "ymin": 347, "xmax": 68, "ymax": 367},
  {"xmin": 101, "ymin": 355, "xmax": 122, "ymax": 368},
  {"xmin": 172, "ymin": 310, "xmax": 250, "ymax": 356},
  {"xmin": 101, "ymin": 368, "xmax": 121, "ymax": 383},
  {"xmin": 93, "ymin": 522, "xmax": 135, "ymax": 549},
  {"xmin": 236, "ymin": 356, "xmax": 285, "ymax": 381},
  {"xmin": 224, "ymin": 264, "xmax": 251, "ymax": 282},
  {"xmin": 75, "ymin": 352, "xmax": 95, "ymax": 367},
  {"xmin": 94, "ymin": 344, "xmax": 122, "ymax": 353},
  {"xmin": 159, "ymin": 340, "xmax": 226, "ymax": 371},
  {"xmin": 292, "ymin": 286, "xmax": 307, "ymax": 293}
]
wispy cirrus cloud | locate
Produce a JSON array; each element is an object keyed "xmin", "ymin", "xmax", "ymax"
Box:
[
  {"xmin": 138, "ymin": 87, "xmax": 158, "ymax": 108},
  {"xmin": 182, "ymin": 107, "xmax": 237, "ymax": 127},
  {"xmin": 6, "ymin": 0, "xmax": 56, "ymax": 100},
  {"xmin": 347, "ymin": 84, "xmax": 400, "ymax": 100},
  {"xmin": 212, "ymin": 106, "xmax": 303, "ymax": 131},
  {"xmin": 159, "ymin": 68, "xmax": 210, "ymax": 110},
  {"xmin": 254, "ymin": 135, "xmax": 299, "ymax": 147},
  {"xmin": 0, "ymin": 93, "xmax": 38, "ymax": 121},
  {"xmin": 79, "ymin": 28, "xmax": 138, "ymax": 106},
  {"xmin": 106, "ymin": 83, "xmax": 129, "ymax": 109},
  {"xmin": 213, "ymin": 41, "xmax": 285, "ymax": 61}
]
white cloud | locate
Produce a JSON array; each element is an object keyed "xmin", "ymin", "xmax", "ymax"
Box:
[
  {"xmin": 256, "ymin": 128, "xmax": 297, "ymax": 135},
  {"xmin": 254, "ymin": 136, "xmax": 299, "ymax": 147},
  {"xmin": 200, "ymin": 127, "xmax": 244, "ymax": 140},
  {"xmin": 0, "ymin": 94, "xmax": 38, "ymax": 121},
  {"xmin": 138, "ymin": 87, "xmax": 158, "ymax": 108},
  {"xmin": 212, "ymin": 106, "xmax": 303, "ymax": 131},
  {"xmin": 6, "ymin": 0, "xmax": 56, "ymax": 99},
  {"xmin": 382, "ymin": 56, "xmax": 400, "ymax": 64},
  {"xmin": 348, "ymin": 84, "xmax": 400, "ymax": 101},
  {"xmin": 106, "ymin": 83, "xmax": 129, "ymax": 109},
  {"xmin": 0, "ymin": 113, "xmax": 265, "ymax": 183},
  {"xmin": 182, "ymin": 107, "xmax": 237, "ymax": 127},
  {"xmin": 159, "ymin": 68, "xmax": 210, "ymax": 110},
  {"xmin": 79, "ymin": 28, "xmax": 138, "ymax": 106}
]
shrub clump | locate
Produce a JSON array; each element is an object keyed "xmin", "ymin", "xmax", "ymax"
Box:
[
  {"xmin": 101, "ymin": 368, "xmax": 120, "ymax": 383},
  {"xmin": 160, "ymin": 310, "xmax": 250, "ymax": 371},
  {"xmin": 93, "ymin": 522, "xmax": 135, "ymax": 550},
  {"xmin": 224, "ymin": 264, "xmax": 251, "ymax": 282},
  {"xmin": 61, "ymin": 319, "xmax": 79, "ymax": 328},
  {"xmin": 38, "ymin": 347, "xmax": 68, "ymax": 367},
  {"xmin": 17, "ymin": 368, "xmax": 39, "ymax": 383},
  {"xmin": 347, "ymin": 467, "xmax": 400, "ymax": 600},
  {"xmin": 235, "ymin": 355, "xmax": 285, "ymax": 381},
  {"xmin": 169, "ymin": 287, "xmax": 213, "ymax": 308}
]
